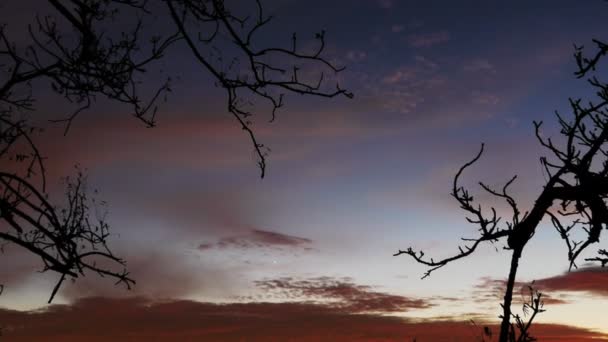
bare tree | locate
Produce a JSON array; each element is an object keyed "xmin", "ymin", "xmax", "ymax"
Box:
[
  {"xmin": 1, "ymin": 0, "xmax": 350, "ymax": 303},
  {"xmin": 395, "ymin": 38, "xmax": 608, "ymax": 342}
]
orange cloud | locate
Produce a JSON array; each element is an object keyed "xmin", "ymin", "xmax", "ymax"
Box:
[
  {"xmin": 0, "ymin": 297, "xmax": 605, "ymax": 341},
  {"xmin": 254, "ymin": 276, "xmax": 431, "ymax": 313},
  {"xmin": 473, "ymin": 267, "xmax": 608, "ymax": 308},
  {"xmin": 473, "ymin": 277, "xmax": 571, "ymax": 308},
  {"xmin": 474, "ymin": 267, "xmax": 608, "ymax": 304},
  {"xmin": 533, "ymin": 267, "xmax": 608, "ymax": 296}
]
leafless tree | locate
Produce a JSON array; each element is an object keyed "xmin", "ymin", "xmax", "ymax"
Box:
[
  {"xmin": 395, "ymin": 38, "xmax": 608, "ymax": 342},
  {"xmin": 1, "ymin": 0, "xmax": 350, "ymax": 303}
]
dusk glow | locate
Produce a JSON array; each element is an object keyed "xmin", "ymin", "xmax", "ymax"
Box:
[{"xmin": 2, "ymin": 0, "xmax": 608, "ymax": 340}]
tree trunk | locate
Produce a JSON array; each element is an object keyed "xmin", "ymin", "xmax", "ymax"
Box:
[{"xmin": 499, "ymin": 247, "xmax": 523, "ymax": 342}]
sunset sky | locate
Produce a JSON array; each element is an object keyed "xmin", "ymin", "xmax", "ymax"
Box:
[{"xmin": 3, "ymin": 0, "xmax": 608, "ymax": 340}]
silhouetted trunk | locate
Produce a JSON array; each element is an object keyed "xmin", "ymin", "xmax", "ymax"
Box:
[{"xmin": 499, "ymin": 247, "xmax": 522, "ymax": 342}]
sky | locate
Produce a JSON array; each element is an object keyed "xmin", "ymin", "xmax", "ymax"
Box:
[{"xmin": 2, "ymin": 0, "xmax": 608, "ymax": 340}]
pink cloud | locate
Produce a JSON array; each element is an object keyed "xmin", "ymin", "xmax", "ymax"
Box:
[
  {"xmin": 407, "ymin": 31, "xmax": 450, "ymax": 48},
  {"xmin": 463, "ymin": 59, "xmax": 497, "ymax": 73},
  {"xmin": 474, "ymin": 268, "xmax": 608, "ymax": 301},
  {"xmin": 473, "ymin": 277, "xmax": 571, "ymax": 307},
  {"xmin": 534, "ymin": 267, "xmax": 608, "ymax": 297}
]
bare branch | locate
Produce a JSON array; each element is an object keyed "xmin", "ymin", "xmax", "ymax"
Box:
[
  {"xmin": 0, "ymin": 0, "xmax": 350, "ymax": 301},
  {"xmin": 397, "ymin": 34, "xmax": 608, "ymax": 342}
]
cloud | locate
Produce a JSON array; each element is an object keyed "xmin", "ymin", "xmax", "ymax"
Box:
[
  {"xmin": 363, "ymin": 55, "xmax": 446, "ymax": 114},
  {"xmin": 533, "ymin": 267, "xmax": 608, "ymax": 297},
  {"xmin": 463, "ymin": 59, "xmax": 497, "ymax": 73},
  {"xmin": 474, "ymin": 267, "xmax": 608, "ymax": 303},
  {"xmin": 470, "ymin": 267, "xmax": 608, "ymax": 307},
  {"xmin": 382, "ymin": 69, "xmax": 416, "ymax": 85},
  {"xmin": 0, "ymin": 237, "xmax": 247, "ymax": 307},
  {"xmin": 407, "ymin": 31, "xmax": 450, "ymax": 48},
  {"xmin": 0, "ymin": 244, "xmax": 43, "ymax": 288},
  {"xmin": 1, "ymin": 296, "xmax": 606, "ymax": 341},
  {"xmin": 381, "ymin": 55, "xmax": 439, "ymax": 85},
  {"xmin": 382, "ymin": 57, "xmax": 437, "ymax": 83},
  {"xmin": 473, "ymin": 277, "xmax": 571, "ymax": 307},
  {"xmin": 198, "ymin": 229, "xmax": 313, "ymax": 251},
  {"xmin": 32, "ymin": 112, "xmax": 253, "ymax": 184},
  {"xmin": 55, "ymin": 247, "xmax": 241, "ymax": 301},
  {"xmin": 254, "ymin": 276, "xmax": 431, "ymax": 313}
]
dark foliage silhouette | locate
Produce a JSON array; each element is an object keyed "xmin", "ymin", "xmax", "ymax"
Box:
[
  {"xmin": 396, "ymin": 38, "xmax": 608, "ymax": 341},
  {"xmin": 0, "ymin": 0, "xmax": 349, "ymax": 302}
]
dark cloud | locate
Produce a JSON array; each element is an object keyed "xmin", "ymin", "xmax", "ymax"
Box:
[
  {"xmin": 1, "ymin": 297, "xmax": 606, "ymax": 341},
  {"xmin": 533, "ymin": 267, "xmax": 608, "ymax": 297},
  {"xmin": 254, "ymin": 276, "xmax": 431, "ymax": 313},
  {"xmin": 198, "ymin": 229, "xmax": 312, "ymax": 251}
]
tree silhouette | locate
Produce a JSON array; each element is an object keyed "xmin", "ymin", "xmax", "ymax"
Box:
[
  {"xmin": 0, "ymin": 0, "xmax": 350, "ymax": 303},
  {"xmin": 395, "ymin": 38, "xmax": 608, "ymax": 342},
  {"xmin": 508, "ymin": 286, "xmax": 545, "ymax": 342}
]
